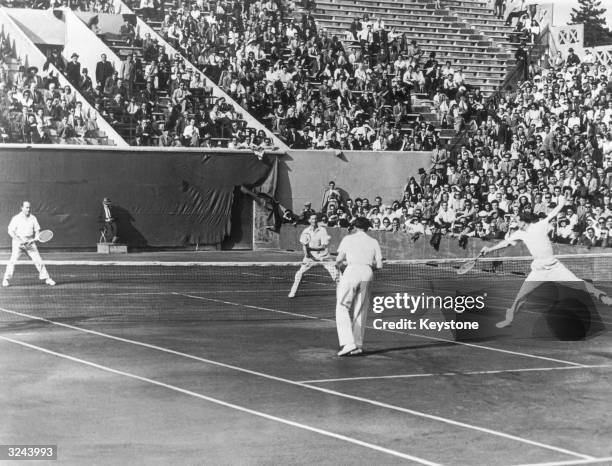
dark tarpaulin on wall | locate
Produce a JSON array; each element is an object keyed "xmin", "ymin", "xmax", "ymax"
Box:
[{"xmin": 0, "ymin": 147, "xmax": 277, "ymax": 248}]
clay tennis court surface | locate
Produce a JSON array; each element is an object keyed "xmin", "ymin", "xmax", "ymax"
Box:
[{"xmin": 1, "ymin": 251, "xmax": 611, "ymax": 465}]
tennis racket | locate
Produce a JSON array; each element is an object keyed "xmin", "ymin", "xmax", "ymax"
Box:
[
  {"xmin": 36, "ymin": 230, "xmax": 54, "ymax": 243},
  {"xmin": 457, "ymin": 252, "xmax": 483, "ymax": 275},
  {"xmin": 299, "ymin": 231, "xmax": 312, "ymax": 245}
]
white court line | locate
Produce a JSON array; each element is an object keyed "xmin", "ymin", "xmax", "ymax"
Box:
[
  {"xmin": 0, "ymin": 336, "xmax": 440, "ymax": 466},
  {"xmin": 513, "ymin": 457, "xmax": 612, "ymax": 466},
  {"xmin": 175, "ymin": 293, "xmax": 587, "ymax": 367},
  {"xmin": 299, "ymin": 364, "xmax": 612, "ymax": 384},
  {"xmin": 0, "ymin": 306, "xmax": 594, "ymax": 461},
  {"xmin": 0, "ymin": 288, "xmax": 334, "ymax": 299},
  {"xmin": 175, "ymin": 293, "xmax": 321, "ymax": 320}
]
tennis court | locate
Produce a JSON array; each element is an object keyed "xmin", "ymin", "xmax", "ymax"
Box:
[{"xmin": 1, "ymin": 251, "xmax": 612, "ymax": 465}]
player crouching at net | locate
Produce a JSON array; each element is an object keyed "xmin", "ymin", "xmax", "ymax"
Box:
[
  {"xmin": 3, "ymin": 201, "xmax": 55, "ymax": 287},
  {"xmin": 335, "ymin": 217, "xmax": 383, "ymax": 356},
  {"xmin": 288, "ymin": 213, "xmax": 338, "ymax": 298},
  {"xmin": 480, "ymin": 196, "xmax": 611, "ymax": 328}
]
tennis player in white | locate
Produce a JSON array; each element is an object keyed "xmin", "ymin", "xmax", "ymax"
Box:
[
  {"xmin": 481, "ymin": 196, "xmax": 611, "ymax": 328},
  {"xmin": 3, "ymin": 201, "xmax": 55, "ymax": 287},
  {"xmin": 335, "ymin": 217, "xmax": 383, "ymax": 356},
  {"xmin": 288, "ymin": 213, "xmax": 338, "ymax": 298}
]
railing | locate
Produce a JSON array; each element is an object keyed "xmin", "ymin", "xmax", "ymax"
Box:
[
  {"xmin": 548, "ymin": 24, "xmax": 584, "ymax": 57},
  {"xmin": 590, "ymin": 45, "xmax": 612, "ymax": 67}
]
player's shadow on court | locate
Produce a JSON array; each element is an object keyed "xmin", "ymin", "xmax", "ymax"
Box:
[{"xmin": 113, "ymin": 205, "xmax": 148, "ymax": 247}]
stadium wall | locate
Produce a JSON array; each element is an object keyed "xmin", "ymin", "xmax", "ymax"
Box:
[
  {"xmin": 277, "ymin": 150, "xmax": 432, "ymax": 211},
  {"xmin": 0, "ymin": 146, "xmax": 276, "ymax": 249}
]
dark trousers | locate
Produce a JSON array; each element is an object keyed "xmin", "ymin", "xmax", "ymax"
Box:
[
  {"xmin": 102, "ymin": 220, "xmax": 118, "ymax": 242},
  {"xmin": 506, "ymin": 9, "xmax": 527, "ymax": 25}
]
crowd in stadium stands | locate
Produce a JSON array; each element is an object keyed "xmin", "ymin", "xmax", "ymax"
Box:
[
  {"xmin": 0, "ymin": 0, "xmax": 277, "ymax": 148},
  {"xmin": 0, "ymin": 0, "xmax": 487, "ymax": 150},
  {"xmin": 148, "ymin": 0, "xmax": 456, "ymax": 151},
  {"xmin": 0, "ymin": 43, "xmax": 103, "ymax": 144},
  {"xmin": 283, "ymin": 47, "xmax": 612, "ymax": 247}
]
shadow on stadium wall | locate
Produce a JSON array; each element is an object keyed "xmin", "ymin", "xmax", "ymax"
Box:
[{"xmin": 0, "ymin": 146, "xmax": 278, "ymax": 249}]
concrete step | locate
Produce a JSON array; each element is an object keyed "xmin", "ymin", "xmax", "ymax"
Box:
[{"xmin": 97, "ymin": 243, "xmax": 128, "ymax": 254}]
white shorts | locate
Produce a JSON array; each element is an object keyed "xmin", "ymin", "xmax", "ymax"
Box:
[{"xmin": 526, "ymin": 258, "xmax": 581, "ymax": 283}]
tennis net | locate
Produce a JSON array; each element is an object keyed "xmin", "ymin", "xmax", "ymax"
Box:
[{"xmin": 0, "ymin": 254, "xmax": 611, "ymax": 326}]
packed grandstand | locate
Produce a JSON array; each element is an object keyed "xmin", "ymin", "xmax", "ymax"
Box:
[{"xmin": 0, "ymin": 0, "xmax": 612, "ymax": 246}]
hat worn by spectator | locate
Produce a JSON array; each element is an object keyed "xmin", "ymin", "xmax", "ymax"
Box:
[{"xmin": 71, "ymin": 53, "xmax": 79, "ymax": 59}]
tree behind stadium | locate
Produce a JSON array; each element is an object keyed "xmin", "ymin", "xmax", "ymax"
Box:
[{"xmin": 570, "ymin": 0, "xmax": 612, "ymax": 46}]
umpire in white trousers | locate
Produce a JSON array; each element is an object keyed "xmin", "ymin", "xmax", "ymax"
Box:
[
  {"xmin": 335, "ymin": 217, "xmax": 383, "ymax": 356},
  {"xmin": 3, "ymin": 201, "xmax": 55, "ymax": 287}
]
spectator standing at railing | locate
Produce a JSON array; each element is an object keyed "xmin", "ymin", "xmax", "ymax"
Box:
[
  {"xmin": 119, "ymin": 54, "xmax": 136, "ymax": 98},
  {"xmin": 95, "ymin": 54, "xmax": 115, "ymax": 92},
  {"xmin": 515, "ymin": 43, "xmax": 529, "ymax": 81},
  {"xmin": 65, "ymin": 53, "xmax": 81, "ymax": 89}
]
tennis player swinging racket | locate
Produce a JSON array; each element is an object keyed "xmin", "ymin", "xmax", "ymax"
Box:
[
  {"xmin": 479, "ymin": 196, "xmax": 612, "ymax": 328},
  {"xmin": 288, "ymin": 213, "xmax": 339, "ymax": 298},
  {"xmin": 3, "ymin": 201, "xmax": 55, "ymax": 287}
]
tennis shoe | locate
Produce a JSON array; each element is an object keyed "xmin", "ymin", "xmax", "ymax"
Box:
[
  {"xmin": 2, "ymin": 279, "xmax": 8, "ymax": 287},
  {"xmin": 495, "ymin": 318, "xmax": 513, "ymax": 328},
  {"xmin": 349, "ymin": 348, "xmax": 363, "ymax": 356},
  {"xmin": 45, "ymin": 278, "xmax": 56, "ymax": 286},
  {"xmin": 337, "ymin": 343, "xmax": 357, "ymax": 356},
  {"xmin": 288, "ymin": 292, "xmax": 295, "ymax": 298},
  {"xmin": 496, "ymin": 309, "xmax": 514, "ymax": 328}
]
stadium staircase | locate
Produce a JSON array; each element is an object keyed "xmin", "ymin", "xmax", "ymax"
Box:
[{"xmin": 312, "ymin": 0, "xmax": 518, "ymax": 95}]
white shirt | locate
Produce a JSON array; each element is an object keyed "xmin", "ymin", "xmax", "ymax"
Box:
[
  {"xmin": 302, "ymin": 225, "xmax": 331, "ymax": 260},
  {"xmin": 337, "ymin": 230, "xmax": 383, "ymax": 268},
  {"xmin": 8, "ymin": 212, "xmax": 40, "ymax": 241},
  {"xmin": 507, "ymin": 220, "xmax": 554, "ymax": 260}
]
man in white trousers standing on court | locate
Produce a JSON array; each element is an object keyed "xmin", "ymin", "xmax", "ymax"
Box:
[
  {"xmin": 3, "ymin": 201, "xmax": 55, "ymax": 287},
  {"xmin": 335, "ymin": 217, "xmax": 383, "ymax": 356},
  {"xmin": 288, "ymin": 213, "xmax": 338, "ymax": 298}
]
